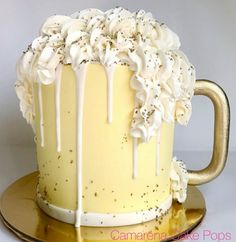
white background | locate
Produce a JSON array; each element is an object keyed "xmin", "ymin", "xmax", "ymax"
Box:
[
  {"xmin": 0, "ymin": 0, "xmax": 235, "ymax": 151},
  {"xmin": 0, "ymin": 0, "xmax": 235, "ymax": 241}
]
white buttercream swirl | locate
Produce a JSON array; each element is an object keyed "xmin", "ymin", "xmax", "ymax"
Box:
[
  {"xmin": 16, "ymin": 7, "xmax": 196, "ymax": 142},
  {"xmin": 170, "ymin": 157, "xmax": 189, "ymax": 203}
]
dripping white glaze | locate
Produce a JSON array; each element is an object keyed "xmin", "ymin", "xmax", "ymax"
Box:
[
  {"xmin": 55, "ymin": 64, "xmax": 63, "ymax": 152},
  {"xmin": 74, "ymin": 64, "xmax": 88, "ymax": 227},
  {"xmin": 16, "ymin": 8, "xmax": 196, "ymax": 146},
  {"xmin": 132, "ymin": 138, "xmax": 138, "ymax": 179},
  {"xmin": 104, "ymin": 65, "xmax": 115, "ymax": 123},
  {"xmin": 156, "ymin": 129, "xmax": 161, "ymax": 176},
  {"xmin": 38, "ymin": 82, "xmax": 45, "ymax": 147}
]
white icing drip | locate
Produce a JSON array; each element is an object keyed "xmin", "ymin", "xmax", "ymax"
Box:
[
  {"xmin": 55, "ymin": 64, "xmax": 63, "ymax": 152},
  {"xmin": 156, "ymin": 129, "xmax": 161, "ymax": 176},
  {"xmin": 104, "ymin": 65, "xmax": 115, "ymax": 123},
  {"xmin": 38, "ymin": 82, "xmax": 44, "ymax": 147},
  {"xmin": 132, "ymin": 138, "xmax": 138, "ymax": 179},
  {"xmin": 74, "ymin": 64, "xmax": 88, "ymax": 227}
]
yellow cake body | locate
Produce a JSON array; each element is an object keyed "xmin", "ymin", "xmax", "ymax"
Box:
[
  {"xmin": 15, "ymin": 7, "xmax": 196, "ymax": 228},
  {"xmin": 34, "ymin": 64, "xmax": 174, "ymax": 218}
]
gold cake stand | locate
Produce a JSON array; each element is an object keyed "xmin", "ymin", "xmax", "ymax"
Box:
[{"xmin": 0, "ymin": 172, "xmax": 206, "ymax": 242}]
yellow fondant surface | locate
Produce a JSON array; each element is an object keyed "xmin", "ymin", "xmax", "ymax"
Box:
[{"xmin": 34, "ymin": 64, "xmax": 174, "ymax": 213}]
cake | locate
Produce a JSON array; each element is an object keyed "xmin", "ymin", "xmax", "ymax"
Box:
[{"xmin": 15, "ymin": 7, "xmax": 195, "ymax": 227}]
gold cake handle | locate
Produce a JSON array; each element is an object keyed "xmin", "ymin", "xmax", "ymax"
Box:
[{"xmin": 188, "ymin": 79, "xmax": 230, "ymax": 185}]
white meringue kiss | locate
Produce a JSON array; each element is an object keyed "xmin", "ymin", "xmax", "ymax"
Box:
[{"xmin": 40, "ymin": 15, "xmax": 70, "ymax": 36}]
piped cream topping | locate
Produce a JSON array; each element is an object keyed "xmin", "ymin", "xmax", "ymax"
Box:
[{"xmin": 15, "ymin": 7, "xmax": 196, "ymax": 143}]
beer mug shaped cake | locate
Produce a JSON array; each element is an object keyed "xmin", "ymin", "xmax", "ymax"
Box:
[{"xmin": 15, "ymin": 8, "xmax": 229, "ymax": 227}]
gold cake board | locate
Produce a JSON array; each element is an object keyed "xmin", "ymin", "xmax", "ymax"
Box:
[{"xmin": 0, "ymin": 172, "xmax": 206, "ymax": 242}]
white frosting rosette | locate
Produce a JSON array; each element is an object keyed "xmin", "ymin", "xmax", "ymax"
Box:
[
  {"xmin": 16, "ymin": 7, "xmax": 196, "ymax": 143},
  {"xmin": 170, "ymin": 157, "xmax": 189, "ymax": 203}
]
